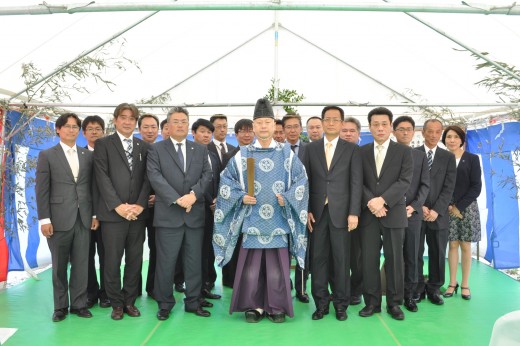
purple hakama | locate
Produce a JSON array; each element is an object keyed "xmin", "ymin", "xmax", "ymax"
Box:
[{"xmin": 230, "ymin": 247, "xmax": 294, "ymax": 317}]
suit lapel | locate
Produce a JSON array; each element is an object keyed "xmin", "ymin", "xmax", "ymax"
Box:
[
  {"xmin": 379, "ymin": 141, "xmax": 397, "ymax": 177},
  {"xmin": 316, "ymin": 139, "xmax": 328, "ymax": 172},
  {"xmin": 329, "ymin": 139, "xmax": 345, "ymax": 171},
  {"xmin": 131, "ymin": 137, "xmax": 142, "ymax": 171},
  {"xmin": 54, "ymin": 145, "xmax": 75, "ymax": 181},
  {"xmin": 366, "ymin": 143, "xmax": 377, "ymax": 179},
  {"xmin": 165, "ymin": 138, "xmax": 184, "ymax": 172},
  {"xmin": 185, "ymin": 140, "xmax": 195, "ymax": 173},
  {"xmin": 111, "ymin": 134, "xmax": 131, "ymax": 172},
  {"xmin": 76, "ymin": 147, "xmax": 87, "ymax": 181}
]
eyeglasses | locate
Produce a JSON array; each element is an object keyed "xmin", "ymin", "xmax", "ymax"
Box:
[
  {"xmin": 323, "ymin": 118, "xmax": 341, "ymax": 123},
  {"xmin": 395, "ymin": 127, "xmax": 414, "ymax": 133},
  {"xmin": 62, "ymin": 125, "xmax": 80, "ymax": 131},
  {"xmin": 170, "ymin": 120, "xmax": 189, "ymax": 125},
  {"xmin": 238, "ymin": 129, "xmax": 254, "ymax": 134},
  {"xmin": 284, "ymin": 125, "xmax": 300, "ymax": 130},
  {"xmin": 85, "ymin": 127, "xmax": 103, "ymax": 133}
]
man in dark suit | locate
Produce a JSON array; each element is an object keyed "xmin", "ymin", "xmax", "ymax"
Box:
[
  {"xmin": 416, "ymin": 119, "xmax": 456, "ymax": 305},
  {"xmin": 208, "ymin": 114, "xmax": 236, "ymax": 165},
  {"xmin": 282, "ymin": 113, "xmax": 309, "ymax": 303},
  {"xmin": 82, "ymin": 115, "xmax": 111, "ymax": 309},
  {"xmin": 359, "ymin": 107, "xmax": 413, "ymax": 321},
  {"xmin": 147, "ymin": 106, "xmax": 212, "ymax": 321},
  {"xmin": 339, "ymin": 117, "xmax": 363, "ymax": 306},
  {"xmin": 303, "ymin": 106, "xmax": 362, "ymax": 321},
  {"xmin": 36, "ymin": 113, "xmax": 98, "ymax": 322},
  {"xmin": 274, "ymin": 119, "xmax": 286, "ymax": 143},
  {"xmin": 220, "ymin": 118, "xmax": 254, "ymax": 288},
  {"xmin": 392, "ymin": 116, "xmax": 430, "ymax": 313},
  {"xmin": 137, "ymin": 114, "xmax": 159, "ymax": 298},
  {"xmin": 191, "ymin": 118, "xmax": 222, "ymax": 302},
  {"xmin": 93, "ymin": 103, "xmax": 151, "ymax": 320}
]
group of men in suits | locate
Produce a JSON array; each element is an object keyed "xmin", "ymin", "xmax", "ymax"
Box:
[{"xmin": 36, "ymin": 101, "xmax": 456, "ymax": 323}]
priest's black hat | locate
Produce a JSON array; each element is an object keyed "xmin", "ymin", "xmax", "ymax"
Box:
[{"xmin": 253, "ymin": 98, "xmax": 274, "ymax": 119}]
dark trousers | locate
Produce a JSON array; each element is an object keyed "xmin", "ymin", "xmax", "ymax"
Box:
[
  {"xmin": 222, "ymin": 234, "xmax": 242, "ymax": 288},
  {"xmin": 350, "ymin": 228, "xmax": 363, "ymax": 297},
  {"xmin": 311, "ymin": 206, "xmax": 351, "ymax": 311},
  {"xmin": 361, "ymin": 219, "xmax": 404, "ymax": 307},
  {"xmin": 423, "ymin": 222, "xmax": 449, "ymax": 294},
  {"xmin": 102, "ymin": 220, "xmax": 146, "ymax": 307},
  {"xmin": 404, "ymin": 219, "xmax": 422, "ymax": 298},
  {"xmin": 201, "ymin": 207, "xmax": 217, "ymax": 289},
  {"xmin": 87, "ymin": 224, "xmax": 107, "ymax": 301},
  {"xmin": 145, "ymin": 217, "xmax": 156, "ymax": 295},
  {"xmin": 154, "ymin": 225, "xmax": 203, "ymax": 312},
  {"xmin": 47, "ymin": 213, "xmax": 90, "ymax": 310}
]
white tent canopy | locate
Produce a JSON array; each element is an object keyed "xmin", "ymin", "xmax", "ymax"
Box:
[{"xmin": 1, "ymin": 0, "xmax": 520, "ymax": 125}]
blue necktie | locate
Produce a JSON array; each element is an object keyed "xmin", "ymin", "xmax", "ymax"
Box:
[
  {"xmin": 427, "ymin": 149, "xmax": 433, "ymax": 170},
  {"xmin": 177, "ymin": 143, "xmax": 184, "ymax": 172}
]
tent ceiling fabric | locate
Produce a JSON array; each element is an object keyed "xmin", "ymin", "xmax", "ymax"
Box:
[{"xmin": 1, "ymin": 1, "xmax": 519, "ymax": 124}]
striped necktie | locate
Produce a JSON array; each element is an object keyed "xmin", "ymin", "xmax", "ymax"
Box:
[{"xmin": 427, "ymin": 149, "xmax": 433, "ymax": 170}]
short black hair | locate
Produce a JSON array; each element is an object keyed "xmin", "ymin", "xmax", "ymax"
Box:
[
  {"xmin": 321, "ymin": 106, "xmax": 344, "ymax": 120},
  {"xmin": 343, "ymin": 117, "xmax": 361, "ymax": 132},
  {"xmin": 210, "ymin": 114, "xmax": 227, "ymax": 123},
  {"xmin": 275, "ymin": 119, "xmax": 283, "ymax": 126},
  {"xmin": 393, "ymin": 115, "xmax": 415, "ymax": 130},
  {"xmin": 160, "ymin": 119, "xmax": 168, "ymax": 130},
  {"xmin": 441, "ymin": 125, "xmax": 466, "ymax": 147},
  {"xmin": 138, "ymin": 114, "xmax": 159, "ymax": 129},
  {"xmin": 367, "ymin": 107, "xmax": 393, "ymax": 124},
  {"xmin": 234, "ymin": 119, "xmax": 253, "ymax": 134},
  {"xmin": 82, "ymin": 115, "xmax": 105, "ymax": 131},
  {"xmin": 56, "ymin": 113, "xmax": 81, "ymax": 135},
  {"xmin": 306, "ymin": 116, "xmax": 322, "ymax": 125},
  {"xmin": 192, "ymin": 118, "xmax": 215, "ymax": 133}
]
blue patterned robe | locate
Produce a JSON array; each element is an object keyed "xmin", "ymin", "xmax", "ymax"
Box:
[{"xmin": 213, "ymin": 140, "xmax": 309, "ymax": 268}]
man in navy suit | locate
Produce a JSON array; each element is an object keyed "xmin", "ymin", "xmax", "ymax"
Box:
[
  {"xmin": 93, "ymin": 103, "xmax": 151, "ymax": 320},
  {"xmin": 416, "ymin": 119, "xmax": 456, "ymax": 305},
  {"xmin": 208, "ymin": 114, "xmax": 236, "ymax": 165},
  {"xmin": 282, "ymin": 113, "xmax": 309, "ymax": 303},
  {"xmin": 82, "ymin": 115, "xmax": 111, "ymax": 309},
  {"xmin": 392, "ymin": 116, "xmax": 430, "ymax": 313},
  {"xmin": 36, "ymin": 113, "xmax": 98, "ymax": 322},
  {"xmin": 191, "ymin": 118, "xmax": 222, "ymax": 302},
  {"xmin": 147, "ymin": 107, "xmax": 212, "ymax": 320},
  {"xmin": 359, "ymin": 107, "xmax": 413, "ymax": 321}
]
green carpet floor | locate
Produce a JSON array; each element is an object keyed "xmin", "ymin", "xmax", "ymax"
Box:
[{"xmin": 1, "ymin": 259, "xmax": 519, "ymax": 346}]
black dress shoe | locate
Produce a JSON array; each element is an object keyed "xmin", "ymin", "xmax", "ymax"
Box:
[
  {"xmin": 200, "ymin": 299, "xmax": 214, "ymax": 308},
  {"xmin": 359, "ymin": 305, "xmax": 382, "ymax": 317},
  {"xmin": 52, "ymin": 308, "xmax": 68, "ymax": 322},
  {"xmin": 111, "ymin": 306, "xmax": 124, "ymax": 320},
  {"xmin": 70, "ymin": 308, "xmax": 93, "ymax": 318},
  {"xmin": 187, "ymin": 307, "xmax": 211, "ymax": 317},
  {"xmin": 157, "ymin": 309, "xmax": 170, "ymax": 321},
  {"xmin": 296, "ymin": 292, "xmax": 310, "ymax": 303},
  {"xmin": 335, "ymin": 309, "xmax": 348, "ymax": 321},
  {"xmin": 404, "ymin": 298, "xmax": 418, "ymax": 312},
  {"xmin": 267, "ymin": 313, "xmax": 286, "ymax": 323},
  {"xmin": 99, "ymin": 298, "xmax": 111, "ymax": 308},
  {"xmin": 175, "ymin": 283, "xmax": 186, "ymax": 293},
  {"xmin": 350, "ymin": 295, "xmax": 362, "ymax": 306},
  {"xmin": 428, "ymin": 293, "xmax": 444, "ymax": 305},
  {"xmin": 86, "ymin": 298, "xmax": 97, "ymax": 309},
  {"xmin": 386, "ymin": 306, "xmax": 405, "ymax": 320},
  {"xmin": 311, "ymin": 307, "xmax": 330, "ymax": 320},
  {"xmin": 245, "ymin": 309, "xmax": 264, "ymax": 323},
  {"xmin": 202, "ymin": 289, "xmax": 221, "ymax": 300},
  {"xmin": 412, "ymin": 292, "xmax": 422, "ymax": 303}
]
